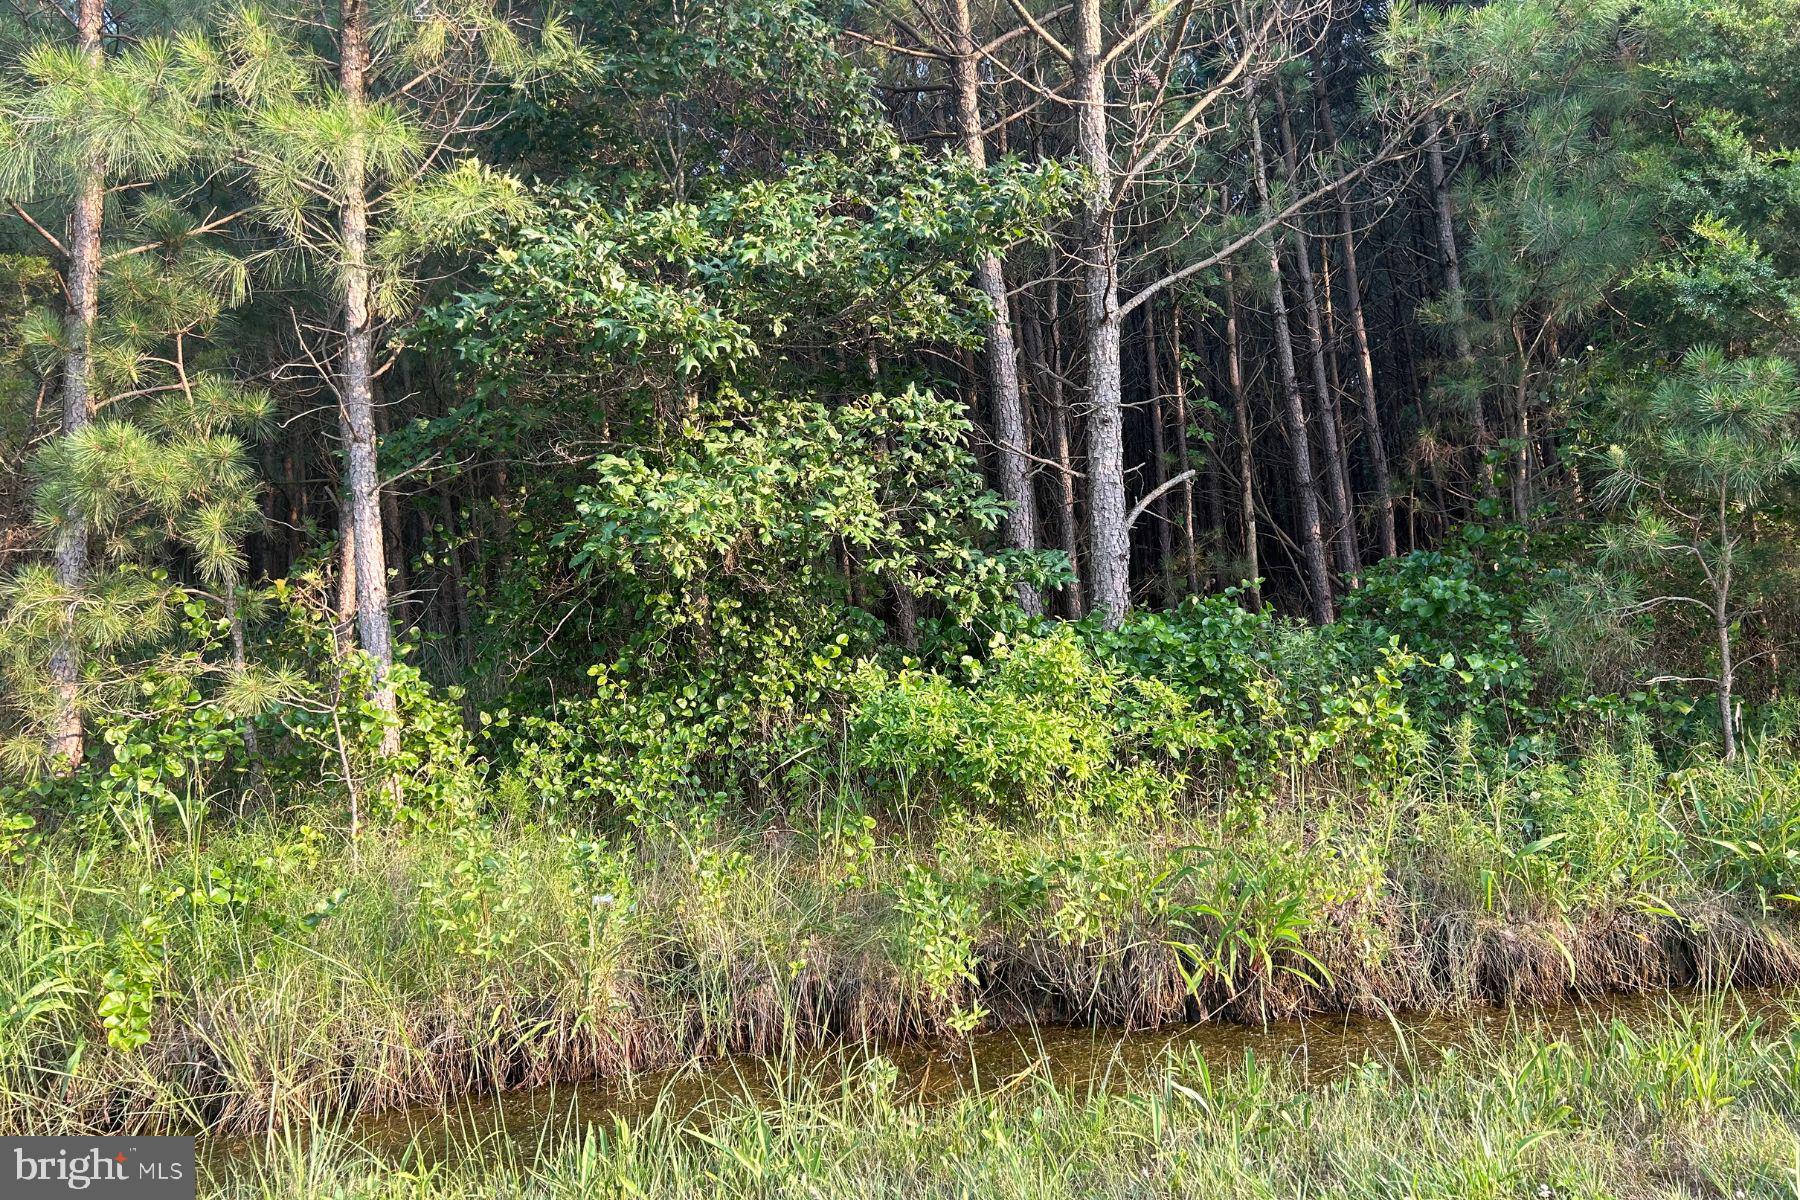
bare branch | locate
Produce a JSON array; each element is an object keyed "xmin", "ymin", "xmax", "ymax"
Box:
[
  {"xmin": 1127, "ymin": 469, "xmax": 1198, "ymax": 529},
  {"xmin": 104, "ymin": 208, "xmax": 248, "ymax": 262},
  {"xmin": 841, "ymin": 27, "xmax": 951, "ymax": 59},
  {"xmin": 1120, "ymin": 123, "xmax": 1426, "ymax": 318},
  {"xmin": 7, "ymin": 200, "xmax": 66, "ymax": 257},
  {"xmin": 1101, "ymin": 0, "xmax": 1189, "ymax": 67},
  {"xmin": 1001, "ymin": 0, "xmax": 1074, "ymax": 62}
]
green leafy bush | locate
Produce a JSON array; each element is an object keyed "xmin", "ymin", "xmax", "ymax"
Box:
[
  {"xmin": 1088, "ymin": 597, "xmax": 1424, "ymax": 794},
  {"xmin": 846, "ymin": 628, "xmax": 1201, "ymax": 821},
  {"xmin": 1339, "ymin": 527, "xmax": 1539, "ymax": 734}
]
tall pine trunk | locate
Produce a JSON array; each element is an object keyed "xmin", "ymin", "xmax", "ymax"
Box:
[
  {"xmin": 1143, "ymin": 302, "xmax": 1176, "ymax": 607},
  {"xmin": 1170, "ymin": 309, "xmax": 1200, "ymax": 596},
  {"xmin": 1074, "ymin": 0, "xmax": 1130, "ymax": 627},
  {"xmin": 339, "ymin": 0, "xmax": 399, "ymax": 756},
  {"xmin": 1425, "ymin": 126, "xmax": 1492, "ymax": 486},
  {"xmin": 47, "ymin": 0, "xmax": 107, "ymax": 771},
  {"xmin": 950, "ymin": 0, "xmax": 1040, "ymax": 614},
  {"xmin": 1315, "ymin": 69, "xmax": 1397, "ymax": 559},
  {"xmin": 1248, "ymin": 98, "xmax": 1333, "ymax": 623},
  {"xmin": 1275, "ymin": 91, "xmax": 1358, "ymax": 584},
  {"xmin": 1224, "ymin": 266, "xmax": 1261, "ymax": 610}
]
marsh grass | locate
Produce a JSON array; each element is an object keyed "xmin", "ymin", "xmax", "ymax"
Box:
[
  {"xmin": 4, "ymin": 745, "xmax": 1800, "ymax": 1135},
  {"xmin": 208, "ymin": 998, "xmax": 1800, "ymax": 1199}
]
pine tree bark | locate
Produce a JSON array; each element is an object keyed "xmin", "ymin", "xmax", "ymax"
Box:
[
  {"xmin": 336, "ymin": 492, "xmax": 357, "ymax": 652},
  {"xmin": 1143, "ymin": 303, "xmax": 1177, "ymax": 607},
  {"xmin": 1425, "ymin": 126, "xmax": 1492, "ymax": 485},
  {"xmin": 1314, "ymin": 70, "xmax": 1397, "ymax": 559},
  {"xmin": 46, "ymin": 0, "xmax": 108, "ymax": 772},
  {"xmin": 950, "ymin": 0, "xmax": 1040, "ymax": 614},
  {"xmin": 1248, "ymin": 100, "xmax": 1333, "ymax": 623},
  {"xmin": 1170, "ymin": 308, "xmax": 1200, "ymax": 597},
  {"xmin": 1275, "ymin": 91, "xmax": 1358, "ymax": 584},
  {"xmin": 1024, "ymin": 290, "xmax": 1083, "ymax": 618},
  {"xmin": 1074, "ymin": 0, "xmax": 1130, "ymax": 628},
  {"xmin": 1224, "ymin": 266, "xmax": 1261, "ymax": 611},
  {"xmin": 338, "ymin": 0, "xmax": 399, "ymax": 756}
]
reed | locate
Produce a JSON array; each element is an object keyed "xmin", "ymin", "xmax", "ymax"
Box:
[
  {"xmin": 208, "ymin": 998, "xmax": 1800, "ymax": 1199},
  {"xmin": 4, "ymin": 744, "xmax": 1799, "ymax": 1136}
]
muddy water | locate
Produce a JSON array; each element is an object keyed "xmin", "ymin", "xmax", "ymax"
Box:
[{"xmin": 211, "ymin": 989, "xmax": 1796, "ymax": 1173}]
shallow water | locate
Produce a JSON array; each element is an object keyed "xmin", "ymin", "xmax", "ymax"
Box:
[{"xmin": 208, "ymin": 988, "xmax": 1797, "ymax": 1176}]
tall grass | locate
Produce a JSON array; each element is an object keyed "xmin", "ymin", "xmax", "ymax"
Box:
[
  {"xmin": 4, "ymin": 743, "xmax": 1800, "ymax": 1135},
  {"xmin": 211, "ymin": 1000, "xmax": 1800, "ymax": 1199}
]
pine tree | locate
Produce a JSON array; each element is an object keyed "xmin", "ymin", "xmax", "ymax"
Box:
[
  {"xmin": 1599, "ymin": 348, "xmax": 1800, "ymax": 759},
  {"xmin": 0, "ymin": 16, "xmax": 220, "ymax": 770},
  {"xmin": 218, "ymin": 1, "xmax": 576, "ymax": 752}
]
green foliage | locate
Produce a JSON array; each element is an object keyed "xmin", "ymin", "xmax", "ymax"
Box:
[
  {"xmin": 1608, "ymin": 347, "xmax": 1800, "ymax": 507},
  {"xmin": 848, "ymin": 629, "xmax": 1198, "ymax": 822},
  {"xmin": 890, "ymin": 862, "xmax": 985, "ymax": 1032},
  {"xmin": 491, "ymin": 385, "xmax": 1040, "ymax": 828},
  {"xmin": 443, "ymin": 150, "xmax": 1071, "ymax": 401},
  {"xmin": 0, "ymin": 31, "xmax": 215, "ymax": 202},
  {"xmin": 1340, "ymin": 529, "xmax": 1539, "ymax": 733},
  {"xmin": 565, "ymin": 386, "xmax": 1028, "ymax": 694},
  {"xmin": 0, "ymin": 308, "xmax": 266, "ymax": 766},
  {"xmin": 1165, "ymin": 841, "xmax": 1334, "ymax": 1008},
  {"xmin": 213, "ymin": 0, "xmax": 571, "ymax": 320},
  {"xmin": 1090, "ymin": 597, "xmax": 1423, "ymax": 791},
  {"xmin": 422, "ymin": 142, "xmax": 1073, "ymax": 688},
  {"xmin": 246, "ymin": 588, "xmax": 482, "ymax": 826}
]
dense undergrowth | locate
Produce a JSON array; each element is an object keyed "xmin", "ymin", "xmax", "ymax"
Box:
[
  {"xmin": 4, "ymin": 540, "xmax": 1799, "ymax": 1136},
  {"xmin": 4, "ymin": 735, "xmax": 1800, "ymax": 1135},
  {"xmin": 215, "ymin": 1002, "xmax": 1800, "ymax": 1198}
]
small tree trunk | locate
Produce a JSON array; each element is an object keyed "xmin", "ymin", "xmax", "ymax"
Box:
[
  {"xmin": 892, "ymin": 584, "xmax": 920, "ymax": 651},
  {"xmin": 1024, "ymin": 290, "xmax": 1083, "ymax": 618},
  {"xmin": 375, "ymin": 400, "xmax": 409, "ymax": 618},
  {"xmin": 46, "ymin": 0, "xmax": 108, "ymax": 772},
  {"xmin": 1716, "ymin": 486, "xmax": 1737, "ymax": 761},
  {"xmin": 950, "ymin": 0, "xmax": 1040, "ymax": 614},
  {"xmin": 280, "ymin": 446, "xmax": 303, "ymax": 574},
  {"xmin": 1224, "ymin": 266, "xmax": 1261, "ymax": 611},
  {"xmin": 1248, "ymin": 100, "xmax": 1333, "ymax": 624},
  {"xmin": 1511, "ymin": 325, "xmax": 1533, "ymax": 525},
  {"xmin": 438, "ymin": 484, "xmax": 472, "ymax": 663},
  {"xmin": 1074, "ymin": 0, "xmax": 1130, "ymax": 628},
  {"xmin": 224, "ymin": 583, "xmax": 262, "ymax": 794},
  {"xmin": 338, "ymin": 0, "xmax": 399, "ymax": 757}
]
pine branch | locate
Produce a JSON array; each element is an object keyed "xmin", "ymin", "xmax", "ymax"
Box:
[{"xmin": 7, "ymin": 200, "xmax": 66, "ymax": 257}]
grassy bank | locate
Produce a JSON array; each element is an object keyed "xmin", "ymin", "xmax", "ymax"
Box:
[
  {"xmin": 216, "ymin": 1001, "xmax": 1800, "ymax": 1199},
  {"xmin": 5, "ymin": 739, "xmax": 1800, "ymax": 1135}
]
